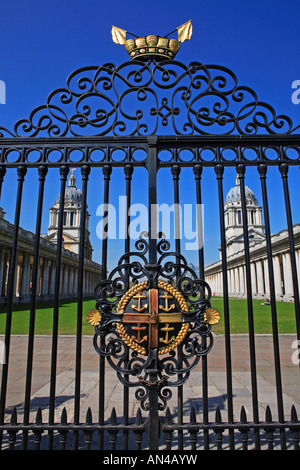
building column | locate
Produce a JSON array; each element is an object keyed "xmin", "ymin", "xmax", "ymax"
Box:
[
  {"xmin": 227, "ymin": 269, "xmax": 231, "ymax": 295},
  {"xmin": 220, "ymin": 272, "xmax": 223, "ymax": 295},
  {"xmin": 212, "ymin": 274, "xmax": 217, "ymax": 295},
  {"xmin": 69, "ymin": 267, "xmax": 75, "ymax": 296},
  {"xmin": 33, "ymin": 257, "xmax": 41, "ymax": 297},
  {"xmin": 0, "ymin": 246, "xmax": 5, "ymax": 300},
  {"xmin": 234, "ymin": 267, "xmax": 239, "ymax": 296},
  {"xmin": 239, "ymin": 265, "xmax": 245, "ymax": 296},
  {"xmin": 296, "ymin": 250, "xmax": 300, "ymax": 292},
  {"xmin": 20, "ymin": 252, "xmax": 31, "ymax": 302},
  {"xmin": 49, "ymin": 260, "xmax": 56, "ymax": 298},
  {"xmin": 256, "ymin": 260, "xmax": 264, "ymax": 297},
  {"xmin": 230, "ymin": 269, "xmax": 235, "ymax": 296},
  {"xmin": 60, "ymin": 265, "xmax": 64, "ymax": 294},
  {"xmin": 83, "ymin": 270, "xmax": 86, "ymax": 296},
  {"xmin": 63, "ymin": 265, "xmax": 69, "ymax": 297},
  {"xmin": 250, "ymin": 263, "xmax": 257, "ymax": 296},
  {"xmin": 273, "ymin": 255, "xmax": 282, "ymax": 299},
  {"xmin": 283, "ymin": 252, "xmax": 294, "ymax": 300},
  {"xmin": 263, "ymin": 258, "xmax": 270, "ymax": 298},
  {"xmin": 216, "ymin": 272, "xmax": 220, "ymax": 295},
  {"xmin": 88, "ymin": 271, "xmax": 92, "ymax": 296},
  {"xmin": 3, "ymin": 250, "xmax": 10, "ymax": 298},
  {"xmin": 41, "ymin": 258, "xmax": 50, "ymax": 300},
  {"xmin": 13, "ymin": 252, "xmax": 20, "ymax": 301}
]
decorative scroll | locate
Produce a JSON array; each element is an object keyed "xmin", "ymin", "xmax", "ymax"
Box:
[
  {"xmin": 1, "ymin": 60, "xmax": 298, "ymax": 138},
  {"xmin": 87, "ymin": 234, "xmax": 220, "ymax": 411}
]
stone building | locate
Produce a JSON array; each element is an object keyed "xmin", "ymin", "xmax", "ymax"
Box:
[
  {"xmin": 0, "ymin": 172, "xmax": 101, "ymax": 304},
  {"xmin": 205, "ymin": 178, "xmax": 300, "ymax": 302}
]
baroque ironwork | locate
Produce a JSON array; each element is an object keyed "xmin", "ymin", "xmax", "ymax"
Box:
[
  {"xmin": 87, "ymin": 234, "xmax": 219, "ymax": 411},
  {"xmin": 1, "ymin": 59, "xmax": 299, "ymax": 140},
  {"xmin": 0, "ymin": 24, "xmax": 300, "ymax": 450}
]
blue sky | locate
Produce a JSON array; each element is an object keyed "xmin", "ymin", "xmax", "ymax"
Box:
[{"xmin": 0, "ymin": 0, "xmax": 300, "ymax": 270}]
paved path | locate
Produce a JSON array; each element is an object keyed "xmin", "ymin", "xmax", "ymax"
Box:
[
  {"xmin": 0, "ymin": 334, "xmax": 299, "ymax": 449},
  {"xmin": 1, "ymin": 334, "xmax": 299, "ymax": 421}
]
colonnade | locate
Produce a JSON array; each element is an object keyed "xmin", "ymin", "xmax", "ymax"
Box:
[
  {"xmin": 0, "ymin": 245, "xmax": 101, "ymax": 304},
  {"xmin": 205, "ymin": 249, "xmax": 300, "ymax": 302},
  {"xmin": 0, "ymin": 211, "xmax": 102, "ymax": 306}
]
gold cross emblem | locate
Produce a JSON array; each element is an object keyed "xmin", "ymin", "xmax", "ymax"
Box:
[{"xmin": 116, "ymin": 281, "xmax": 190, "ymax": 355}]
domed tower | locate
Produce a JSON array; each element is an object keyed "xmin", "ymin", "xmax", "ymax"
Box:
[
  {"xmin": 46, "ymin": 169, "xmax": 93, "ymax": 260},
  {"xmin": 224, "ymin": 176, "xmax": 265, "ymax": 257}
]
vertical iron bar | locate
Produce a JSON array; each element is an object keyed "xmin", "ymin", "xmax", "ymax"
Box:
[
  {"xmin": 164, "ymin": 407, "xmax": 173, "ymax": 450},
  {"xmin": 0, "ymin": 166, "xmax": 6, "ymax": 198},
  {"xmin": 0, "ymin": 165, "xmax": 27, "ymax": 449},
  {"xmin": 47, "ymin": 165, "xmax": 69, "ymax": 450},
  {"xmin": 135, "ymin": 408, "xmax": 143, "ymax": 450},
  {"xmin": 171, "ymin": 163, "xmax": 183, "ymax": 450},
  {"xmin": 22, "ymin": 164, "xmax": 48, "ymax": 450},
  {"xmin": 193, "ymin": 163, "xmax": 209, "ymax": 450},
  {"xmin": 236, "ymin": 161, "xmax": 260, "ymax": 449},
  {"xmin": 258, "ymin": 162, "xmax": 286, "ymax": 449},
  {"xmin": 123, "ymin": 163, "xmax": 133, "ymax": 450},
  {"xmin": 147, "ymin": 136, "xmax": 158, "ymax": 266},
  {"xmin": 189, "ymin": 407, "xmax": 197, "ymax": 450},
  {"xmin": 145, "ymin": 137, "xmax": 160, "ymax": 450},
  {"xmin": 98, "ymin": 164, "xmax": 112, "ymax": 450},
  {"xmin": 240, "ymin": 406, "xmax": 249, "ymax": 450},
  {"xmin": 85, "ymin": 408, "xmax": 93, "ymax": 451},
  {"xmin": 193, "ymin": 164, "xmax": 204, "ymax": 278},
  {"xmin": 214, "ymin": 162, "xmax": 235, "ymax": 450},
  {"xmin": 73, "ymin": 164, "xmax": 90, "ymax": 450},
  {"xmin": 279, "ymin": 160, "xmax": 300, "ymax": 343}
]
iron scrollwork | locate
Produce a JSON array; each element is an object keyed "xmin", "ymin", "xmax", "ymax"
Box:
[
  {"xmin": 1, "ymin": 59, "xmax": 299, "ymax": 138},
  {"xmin": 87, "ymin": 234, "xmax": 220, "ymax": 411}
]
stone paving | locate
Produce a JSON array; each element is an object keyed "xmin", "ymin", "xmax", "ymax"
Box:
[{"xmin": 0, "ymin": 334, "xmax": 299, "ymax": 449}]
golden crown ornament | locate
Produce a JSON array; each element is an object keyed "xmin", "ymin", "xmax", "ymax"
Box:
[{"xmin": 111, "ymin": 20, "xmax": 193, "ymax": 61}]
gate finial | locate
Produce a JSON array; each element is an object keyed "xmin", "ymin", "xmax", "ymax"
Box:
[{"xmin": 111, "ymin": 20, "xmax": 192, "ymax": 61}]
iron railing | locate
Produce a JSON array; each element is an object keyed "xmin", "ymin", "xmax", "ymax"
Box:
[{"xmin": 0, "ymin": 59, "xmax": 299, "ymax": 451}]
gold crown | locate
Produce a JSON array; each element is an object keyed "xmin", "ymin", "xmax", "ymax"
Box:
[
  {"xmin": 112, "ymin": 20, "xmax": 192, "ymax": 61},
  {"xmin": 124, "ymin": 35, "xmax": 180, "ymax": 61}
]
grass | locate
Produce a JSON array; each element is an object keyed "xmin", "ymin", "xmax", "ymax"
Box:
[
  {"xmin": 0, "ymin": 296, "xmax": 298, "ymax": 336},
  {"xmin": 209, "ymin": 296, "xmax": 297, "ymax": 335},
  {"xmin": 0, "ymin": 298, "xmax": 97, "ymax": 336}
]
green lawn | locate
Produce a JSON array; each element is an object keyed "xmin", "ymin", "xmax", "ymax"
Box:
[
  {"xmin": 0, "ymin": 296, "xmax": 297, "ymax": 336},
  {"xmin": 0, "ymin": 298, "xmax": 97, "ymax": 336},
  {"xmin": 209, "ymin": 296, "xmax": 297, "ymax": 335}
]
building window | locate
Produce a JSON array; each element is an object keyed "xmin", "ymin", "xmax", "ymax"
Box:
[
  {"xmin": 237, "ymin": 210, "xmax": 242, "ymax": 225},
  {"xmin": 63, "ymin": 211, "xmax": 67, "ymax": 226},
  {"xmin": 70, "ymin": 212, "xmax": 74, "ymax": 226}
]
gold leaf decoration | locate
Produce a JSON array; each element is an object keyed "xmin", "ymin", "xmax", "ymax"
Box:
[
  {"xmin": 87, "ymin": 309, "xmax": 101, "ymax": 326},
  {"xmin": 204, "ymin": 308, "xmax": 220, "ymax": 325},
  {"xmin": 111, "ymin": 26, "xmax": 127, "ymax": 45},
  {"xmin": 177, "ymin": 20, "xmax": 193, "ymax": 43}
]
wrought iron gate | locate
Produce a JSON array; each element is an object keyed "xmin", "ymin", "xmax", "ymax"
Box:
[{"xmin": 0, "ymin": 46, "xmax": 300, "ymax": 451}]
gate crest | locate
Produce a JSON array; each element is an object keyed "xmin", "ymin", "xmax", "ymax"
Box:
[
  {"xmin": 1, "ymin": 18, "xmax": 297, "ymax": 140},
  {"xmin": 87, "ymin": 235, "xmax": 220, "ymax": 411}
]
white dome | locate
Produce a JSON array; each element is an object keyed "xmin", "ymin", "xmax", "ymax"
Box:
[
  {"xmin": 225, "ymin": 179, "xmax": 257, "ymax": 205},
  {"xmin": 55, "ymin": 173, "xmax": 82, "ymax": 204}
]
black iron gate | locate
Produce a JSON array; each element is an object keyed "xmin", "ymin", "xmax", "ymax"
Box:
[{"xmin": 0, "ymin": 54, "xmax": 300, "ymax": 451}]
